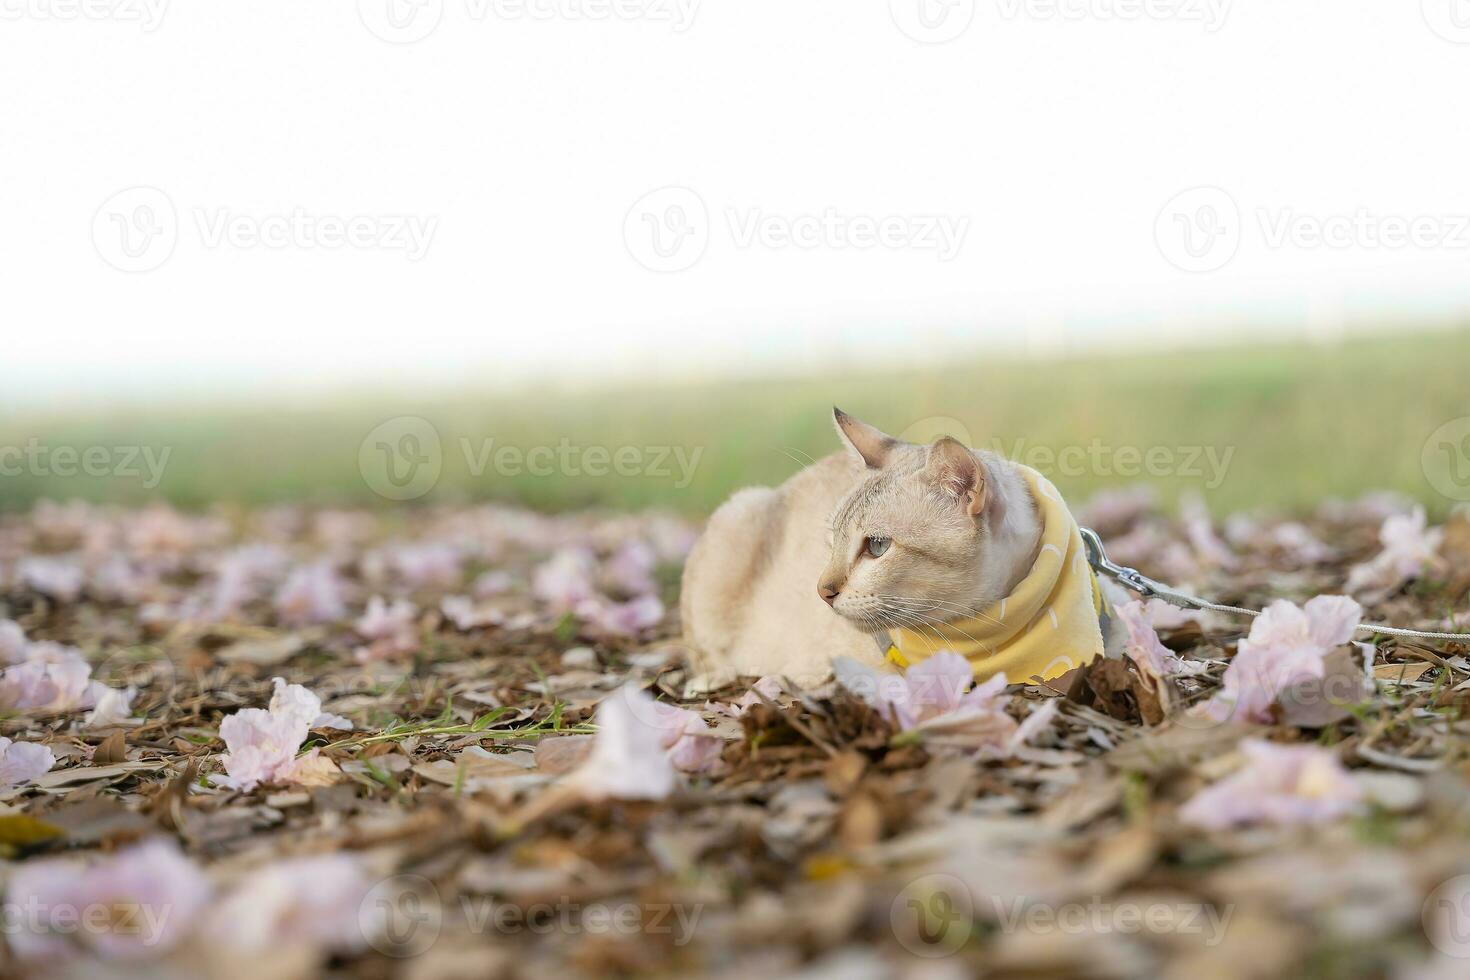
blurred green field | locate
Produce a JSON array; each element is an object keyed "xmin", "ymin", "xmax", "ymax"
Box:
[{"xmin": 4, "ymin": 329, "xmax": 1469, "ymax": 517}]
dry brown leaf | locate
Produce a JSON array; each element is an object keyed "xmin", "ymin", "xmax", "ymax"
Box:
[{"xmin": 93, "ymin": 730, "xmax": 128, "ymax": 766}]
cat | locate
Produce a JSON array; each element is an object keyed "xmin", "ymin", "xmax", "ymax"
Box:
[{"xmin": 680, "ymin": 409, "xmax": 1126, "ymax": 692}]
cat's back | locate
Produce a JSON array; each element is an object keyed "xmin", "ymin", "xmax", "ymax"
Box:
[{"xmin": 679, "ymin": 450, "xmax": 863, "ymax": 675}]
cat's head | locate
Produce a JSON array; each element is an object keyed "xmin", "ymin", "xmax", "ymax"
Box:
[{"xmin": 817, "ymin": 409, "xmax": 1015, "ymax": 632}]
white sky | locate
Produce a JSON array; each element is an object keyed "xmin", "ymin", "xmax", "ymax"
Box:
[{"xmin": 3, "ymin": 0, "xmax": 1470, "ymax": 410}]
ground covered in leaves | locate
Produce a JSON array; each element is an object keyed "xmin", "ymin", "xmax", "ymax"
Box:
[{"xmin": 2, "ymin": 491, "xmax": 1470, "ymax": 979}]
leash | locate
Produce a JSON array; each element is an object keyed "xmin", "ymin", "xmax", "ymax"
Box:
[{"xmin": 1079, "ymin": 527, "xmax": 1470, "ymax": 643}]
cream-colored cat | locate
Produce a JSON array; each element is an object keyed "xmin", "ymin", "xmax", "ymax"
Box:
[{"xmin": 680, "ymin": 409, "xmax": 1125, "ymax": 691}]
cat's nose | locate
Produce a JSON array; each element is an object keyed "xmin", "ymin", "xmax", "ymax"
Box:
[{"xmin": 818, "ymin": 584, "xmax": 840, "ymax": 605}]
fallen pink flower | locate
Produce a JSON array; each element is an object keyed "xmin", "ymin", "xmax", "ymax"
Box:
[
  {"xmin": 835, "ymin": 651, "xmax": 1056, "ymax": 756},
  {"xmin": 17, "ymin": 556, "xmax": 85, "ymax": 603},
  {"xmin": 88, "ymin": 555, "xmax": 156, "ymax": 604},
  {"xmin": 0, "ymin": 644, "xmax": 94, "ymax": 713},
  {"xmin": 206, "ymin": 544, "xmax": 289, "ymax": 620},
  {"xmin": 219, "ymin": 678, "xmax": 349, "ymax": 791},
  {"xmin": 1322, "ymin": 491, "xmax": 1415, "ymax": 525},
  {"xmin": 603, "ymin": 539, "xmax": 658, "ymax": 596},
  {"xmin": 648, "ymin": 699, "xmax": 723, "ymax": 773},
  {"xmin": 567, "ymin": 685, "xmax": 678, "ymax": 800},
  {"xmin": 1178, "ymin": 739, "xmax": 1364, "ymax": 829},
  {"xmin": 354, "ymin": 595, "xmax": 419, "ymax": 661},
  {"xmin": 1225, "ymin": 516, "xmax": 1333, "ymax": 565},
  {"xmin": 1269, "ymin": 522, "xmax": 1334, "ymax": 565},
  {"xmin": 204, "ymin": 854, "xmax": 374, "ymax": 954},
  {"xmin": 440, "ymin": 595, "xmax": 505, "ymax": 631},
  {"xmin": 1114, "ymin": 600, "xmax": 1209, "ymax": 679},
  {"xmin": 0, "ymin": 736, "xmax": 55, "ymax": 788},
  {"xmin": 270, "ymin": 676, "xmax": 353, "ymax": 731},
  {"xmin": 83, "ymin": 684, "xmax": 138, "ymax": 729},
  {"xmin": 1181, "ymin": 494, "xmax": 1236, "ymax": 569},
  {"xmin": 714, "ymin": 676, "xmax": 784, "ymax": 718},
  {"xmin": 5, "ymin": 838, "xmax": 211, "ymax": 963},
  {"xmin": 575, "ymin": 593, "xmax": 664, "ymax": 636},
  {"xmin": 473, "ymin": 569, "xmax": 513, "ymax": 596},
  {"xmin": 125, "ymin": 506, "xmax": 220, "ymax": 558},
  {"xmin": 0, "ymin": 618, "xmax": 28, "ymax": 664},
  {"xmin": 274, "ymin": 561, "xmax": 348, "ymax": 625},
  {"xmin": 532, "ymin": 548, "xmax": 599, "ymax": 611},
  {"xmin": 1346, "ymin": 507, "xmax": 1443, "ymax": 597},
  {"xmin": 389, "ymin": 543, "xmax": 462, "ymax": 589},
  {"xmin": 1199, "ymin": 596, "xmax": 1362, "ymax": 724}
]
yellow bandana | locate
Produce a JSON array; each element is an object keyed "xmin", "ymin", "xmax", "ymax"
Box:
[{"xmin": 885, "ymin": 465, "xmax": 1108, "ymax": 685}]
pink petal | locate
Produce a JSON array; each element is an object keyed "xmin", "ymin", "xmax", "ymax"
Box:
[
  {"xmin": 0, "ymin": 737, "xmax": 55, "ymax": 787},
  {"xmin": 1303, "ymin": 595, "xmax": 1363, "ymax": 649},
  {"xmin": 570, "ymin": 685, "xmax": 677, "ymax": 800}
]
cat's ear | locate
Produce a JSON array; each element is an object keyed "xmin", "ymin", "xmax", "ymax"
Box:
[
  {"xmin": 926, "ymin": 437, "xmax": 989, "ymax": 519},
  {"xmin": 833, "ymin": 408, "xmax": 897, "ymax": 469}
]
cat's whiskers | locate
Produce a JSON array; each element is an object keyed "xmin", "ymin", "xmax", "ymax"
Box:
[
  {"xmin": 879, "ymin": 606, "xmax": 952, "ymax": 651},
  {"xmin": 776, "ymin": 449, "xmax": 823, "ymax": 470},
  {"xmin": 874, "ymin": 594, "xmax": 1006, "ymax": 631},
  {"xmin": 872, "ymin": 596, "xmax": 995, "ymax": 654}
]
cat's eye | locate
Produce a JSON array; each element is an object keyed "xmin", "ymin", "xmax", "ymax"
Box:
[{"xmin": 865, "ymin": 536, "xmax": 891, "ymax": 558}]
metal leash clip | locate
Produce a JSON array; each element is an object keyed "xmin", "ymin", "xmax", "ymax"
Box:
[{"xmin": 1079, "ymin": 526, "xmax": 1169, "ymax": 601}]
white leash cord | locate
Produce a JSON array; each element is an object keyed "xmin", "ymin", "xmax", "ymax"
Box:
[{"xmin": 1080, "ymin": 527, "xmax": 1470, "ymax": 644}]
